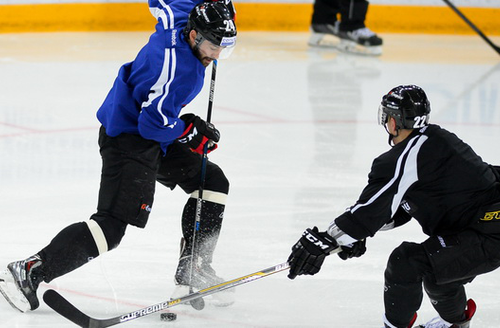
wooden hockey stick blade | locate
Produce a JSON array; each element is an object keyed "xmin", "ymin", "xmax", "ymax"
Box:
[{"xmin": 43, "ymin": 261, "xmax": 293, "ymax": 327}]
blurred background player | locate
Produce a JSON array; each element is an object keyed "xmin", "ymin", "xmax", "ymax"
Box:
[
  {"xmin": 308, "ymin": 0, "xmax": 383, "ymax": 55},
  {"xmin": 0, "ymin": 0, "xmax": 236, "ymax": 313},
  {"xmin": 287, "ymin": 85, "xmax": 500, "ymax": 328}
]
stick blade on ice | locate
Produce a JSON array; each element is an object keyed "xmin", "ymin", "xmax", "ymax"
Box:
[{"xmin": 43, "ymin": 290, "xmax": 93, "ymax": 328}]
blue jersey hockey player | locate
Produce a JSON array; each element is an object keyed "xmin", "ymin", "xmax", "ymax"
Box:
[{"xmin": 0, "ymin": 0, "xmax": 237, "ymax": 313}]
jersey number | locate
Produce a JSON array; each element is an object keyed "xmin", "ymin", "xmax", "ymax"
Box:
[{"xmin": 413, "ymin": 115, "xmax": 427, "ymax": 128}]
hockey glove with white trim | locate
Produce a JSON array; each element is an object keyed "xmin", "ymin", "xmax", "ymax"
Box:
[
  {"xmin": 178, "ymin": 114, "xmax": 220, "ymax": 154},
  {"xmin": 338, "ymin": 239, "xmax": 366, "ymax": 260},
  {"xmin": 287, "ymin": 227, "xmax": 338, "ymax": 279}
]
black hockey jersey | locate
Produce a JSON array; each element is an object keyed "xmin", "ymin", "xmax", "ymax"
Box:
[{"xmin": 335, "ymin": 124, "xmax": 500, "ymax": 240}]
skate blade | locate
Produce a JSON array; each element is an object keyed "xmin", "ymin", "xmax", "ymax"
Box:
[
  {"xmin": 308, "ymin": 32, "xmax": 326, "ymax": 47},
  {"xmin": 337, "ymin": 39, "xmax": 382, "ymax": 56},
  {"xmin": 0, "ymin": 270, "xmax": 30, "ymax": 313},
  {"xmin": 308, "ymin": 31, "xmax": 382, "ymax": 56},
  {"xmin": 308, "ymin": 32, "xmax": 339, "ymax": 48}
]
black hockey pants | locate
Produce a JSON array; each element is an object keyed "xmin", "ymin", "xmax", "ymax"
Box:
[
  {"xmin": 384, "ymin": 225, "xmax": 500, "ymax": 328},
  {"xmin": 94, "ymin": 126, "xmax": 228, "ymax": 228},
  {"xmin": 39, "ymin": 127, "xmax": 228, "ymax": 282}
]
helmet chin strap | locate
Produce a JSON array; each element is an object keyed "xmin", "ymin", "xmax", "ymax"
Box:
[
  {"xmin": 387, "ymin": 133, "xmax": 394, "ymax": 147},
  {"xmin": 384, "ymin": 125, "xmax": 399, "ymax": 147}
]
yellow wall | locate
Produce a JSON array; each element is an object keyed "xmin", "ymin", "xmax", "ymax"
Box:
[{"xmin": 0, "ymin": 2, "xmax": 499, "ymax": 35}]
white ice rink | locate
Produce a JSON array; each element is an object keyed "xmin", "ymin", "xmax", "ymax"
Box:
[{"xmin": 1, "ymin": 31, "xmax": 500, "ymax": 327}]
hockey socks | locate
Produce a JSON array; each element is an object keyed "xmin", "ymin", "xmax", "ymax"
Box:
[
  {"xmin": 38, "ymin": 221, "xmax": 102, "ymax": 282},
  {"xmin": 181, "ymin": 193, "xmax": 225, "ymax": 261}
]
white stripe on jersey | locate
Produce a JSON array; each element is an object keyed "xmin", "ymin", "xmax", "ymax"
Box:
[
  {"xmin": 157, "ymin": 49, "xmax": 177, "ymax": 125},
  {"xmin": 350, "ymin": 134, "xmax": 427, "ymax": 216},
  {"xmin": 141, "ymin": 48, "xmax": 171, "ymax": 110},
  {"xmin": 163, "ymin": 2, "xmax": 175, "ymax": 29},
  {"xmin": 390, "ymin": 135, "xmax": 427, "ymax": 216},
  {"xmin": 150, "ymin": 8, "xmax": 169, "ymax": 29},
  {"xmin": 142, "ymin": 3, "xmax": 177, "ymax": 126},
  {"xmin": 149, "ymin": 1, "xmax": 174, "ymax": 29}
]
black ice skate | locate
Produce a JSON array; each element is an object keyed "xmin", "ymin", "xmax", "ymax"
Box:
[
  {"xmin": 0, "ymin": 254, "xmax": 44, "ymax": 312},
  {"xmin": 308, "ymin": 23, "xmax": 340, "ymax": 46},
  {"xmin": 337, "ymin": 27, "xmax": 383, "ymax": 56},
  {"xmin": 309, "ymin": 23, "xmax": 383, "ymax": 56}
]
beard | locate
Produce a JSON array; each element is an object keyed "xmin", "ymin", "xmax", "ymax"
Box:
[{"xmin": 192, "ymin": 46, "xmax": 214, "ymax": 67}]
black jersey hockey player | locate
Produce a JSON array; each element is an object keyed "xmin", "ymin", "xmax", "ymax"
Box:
[
  {"xmin": 0, "ymin": 0, "xmax": 236, "ymax": 313},
  {"xmin": 287, "ymin": 85, "xmax": 500, "ymax": 328}
]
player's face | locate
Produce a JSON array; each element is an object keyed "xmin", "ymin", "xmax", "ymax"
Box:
[
  {"xmin": 196, "ymin": 39, "xmax": 224, "ymax": 67},
  {"xmin": 189, "ymin": 30, "xmax": 223, "ymax": 67}
]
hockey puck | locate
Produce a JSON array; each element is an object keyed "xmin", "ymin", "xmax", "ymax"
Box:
[{"xmin": 160, "ymin": 312, "xmax": 177, "ymax": 321}]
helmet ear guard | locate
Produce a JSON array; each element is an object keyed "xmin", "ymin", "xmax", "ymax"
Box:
[{"xmin": 379, "ymin": 85, "xmax": 431, "ymax": 130}]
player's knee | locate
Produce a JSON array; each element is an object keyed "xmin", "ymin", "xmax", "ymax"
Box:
[
  {"xmin": 88, "ymin": 215, "xmax": 128, "ymax": 253},
  {"xmin": 386, "ymin": 242, "xmax": 425, "ymax": 283},
  {"xmin": 423, "ymin": 276, "xmax": 444, "ymax": 298},
  {"xmin": 206, "ymin": 164, "xmax": 229, "ymax": 194},
  {"xmin": 423, "ymin": 275, "xmax": 468, "ymax": 300}
]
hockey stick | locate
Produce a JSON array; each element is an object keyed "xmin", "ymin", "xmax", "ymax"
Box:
[
  {"xmin": 187, "ymin": 59, "xmax": 218, "ymax": 310},
  {"xmin": 43, "ymin": 261, "xmax": 291, "ymax": 328},
  {"xmin": 442, "ymin": 0, "xmax": 500, "ymax": 56}
]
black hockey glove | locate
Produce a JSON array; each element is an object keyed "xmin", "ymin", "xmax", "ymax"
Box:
[
  {"xmin": 287, "ymin": 227, "xmax": 339, "ymax": 280},
  {"xmin": 178, "ymin": 114, "xmax": 220, "ymax": 154},
  {"xmin": 337, "ymin": 239, "xmax": 367, "ymax": 260}
]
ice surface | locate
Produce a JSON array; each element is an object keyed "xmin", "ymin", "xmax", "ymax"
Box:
[{"xmin": 1, "ymin": 31, "xmax": 500, "ymax": 327}]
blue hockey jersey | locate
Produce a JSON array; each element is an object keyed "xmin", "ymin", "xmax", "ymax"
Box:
[{"xmin": 97, "ymin": 0, "xmax": 206, "ymax": 153}]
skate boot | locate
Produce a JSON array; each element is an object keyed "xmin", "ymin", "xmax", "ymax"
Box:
[
  {"xmin": 337, "ymin": 27, "xmax": 383, "ymax": 56},
  {"xmin": 172, "ymin": 255, "xmax": 235, "ymax": 307},
  {"xmin": 308, "ymin": 22, "xmax": 340, "ymax": 47},
  {"xmin": 174, "ymin": 255, "xmax": 224, "ymax": 290},
  {"xmin": 416, "ymin": 299, "xmax": 476, "ymax": 328},
  {"xmin": 171, "ymin": 239, "xmax": 234, "ymax": 307},
  {"xmin": 0, "ymin": 254, "xmax": 44, "ymax": 312}
]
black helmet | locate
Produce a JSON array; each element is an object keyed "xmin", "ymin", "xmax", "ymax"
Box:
[
  {"xmin": 378, "ymin": 85, "xmax": 431, "ymax": 130},
  {"xmin": 185, "ymin": 1, "xmax": 237, "ymax": 48}
]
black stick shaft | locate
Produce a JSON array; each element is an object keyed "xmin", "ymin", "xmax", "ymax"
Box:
[
  {"xmin": 442, "ymin": 0, "xmax": 500, "ymax": 55},
  {"xmin": 188, "ymin": 60, "xmax": 218, "ymax": 308}
]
